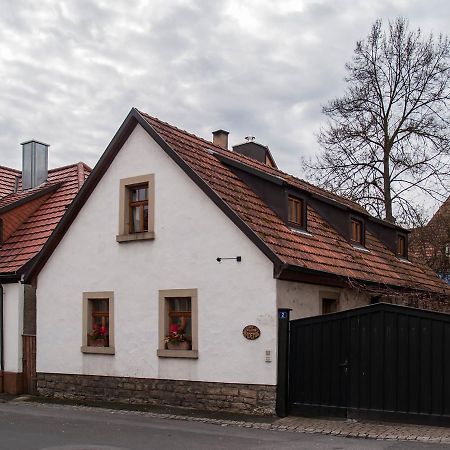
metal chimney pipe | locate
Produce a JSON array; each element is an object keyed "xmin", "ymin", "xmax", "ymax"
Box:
[{"xmin": 21, "ymin": 140, "xmax": 49, "ymax": 190}]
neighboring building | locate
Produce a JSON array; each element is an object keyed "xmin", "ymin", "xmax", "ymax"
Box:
[
  {"xmin": 0, "ymin": 141, "xmax": 91, "ymax": 394},
  {"xmin": 410, "ymin": 197, "xmax": 450, "ymax": 283},
  {"xmin": 26, "ymin": 109, "xmax": 449, "ymax": 414}
]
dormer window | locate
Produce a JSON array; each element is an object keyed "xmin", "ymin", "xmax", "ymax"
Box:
[
  {"xmin": 397, "ymin": 234, "xmax": 407, "ymax": 258},
  {"xmin": 288, "ymin": 196, "xmax": 305, "ymax": 229},
  {"xmin": 350, "ymin": 218, "xmax": 364, "ymax": 246}
]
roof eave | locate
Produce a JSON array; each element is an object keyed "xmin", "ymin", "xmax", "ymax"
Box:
[
  {"xmin": 0, "ymin": 182, "xmax": 62, "ymax": 214},
  {"xmin": 277, "ymin": 263, "xmax": 448, "ymax": 295}
]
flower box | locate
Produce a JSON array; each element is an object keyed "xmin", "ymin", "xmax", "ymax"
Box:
[
  {"xmin": 167, "ymin": 341, "xmax": 191, "ymax": 350},
  {"xmin": 88, "ymin": 336, "xmax": 108, "ymax": 347}
]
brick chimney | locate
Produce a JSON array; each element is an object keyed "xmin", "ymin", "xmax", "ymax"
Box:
[
  {"xmin": 212, "ymin": 129, "xmax": 229, "ymax": 150},
  {"xmin": 21, "ymin": 140, "xmax": 49, "ymax": 190}
]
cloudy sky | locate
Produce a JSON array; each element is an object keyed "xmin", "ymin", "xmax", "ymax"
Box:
[{"xmin": 1, "ymin": 0, "xmax": 449, "ymax": 180}]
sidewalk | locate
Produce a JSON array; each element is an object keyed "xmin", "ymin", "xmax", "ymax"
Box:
[
  {"xmin": 274, "ymin": 416, "xmax": 450, "ymax": 444},
  {"xmin": 4, "ymin": 394, "xmax": 450, "ymax": 444}
]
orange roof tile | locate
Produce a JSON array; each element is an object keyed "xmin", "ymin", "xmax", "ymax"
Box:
[{"xmin": 0, "ymin": 165, "xmax": 20, "ymax": 199}]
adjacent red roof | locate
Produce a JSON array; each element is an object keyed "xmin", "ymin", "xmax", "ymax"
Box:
[
  {"xmin": 0, "ymin": 162, "xmax": 91, "ymax": 275},
  {"xmin": 0, "ymin": 165, "xmax": 20, "ymax": 199},
  {"xmin": 139, "ymin": 111, "xmax": 447, "ymax": 294}
]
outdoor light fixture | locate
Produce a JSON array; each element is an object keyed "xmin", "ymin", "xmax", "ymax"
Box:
[{"xmin": 216, "ymin": 256, "xmax": 242, "ymax": 263}]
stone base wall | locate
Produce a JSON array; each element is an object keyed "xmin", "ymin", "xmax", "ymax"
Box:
[{"xmin": 37, "ymin": 373, "xmax": 276, "ymax": 415}]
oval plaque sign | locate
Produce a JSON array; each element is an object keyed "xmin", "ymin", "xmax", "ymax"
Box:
[{"xmin": 243, "ymin": 325, "xmax": 261, "ymax": 340}]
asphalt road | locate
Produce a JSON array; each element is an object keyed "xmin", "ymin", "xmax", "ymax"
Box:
[{"xmin": 0, "ymin": 402, "xmax": 446, "ymax": 450}]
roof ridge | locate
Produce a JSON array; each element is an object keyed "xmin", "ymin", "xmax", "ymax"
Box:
[
  {"xmin": 0, "ymin": 165, "xmax": 21, "ymax": 173},
  {"xmin": 140, "ymin": 110, "xmax": 367, "ymax": 214}
]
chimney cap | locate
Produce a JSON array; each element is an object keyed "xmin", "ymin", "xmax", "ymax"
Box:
[
  {"xmin": 21, "ymin": 139, "xmax": 50, "ymax": 147},
  {"xmin": 212, "ymin": 129, "xmax": 229, "ymax": 136}
]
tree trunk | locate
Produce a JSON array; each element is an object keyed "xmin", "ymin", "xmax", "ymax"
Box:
[{"xmin": 383, "ymin": 145, "xmax": 394, "ymax": 223}]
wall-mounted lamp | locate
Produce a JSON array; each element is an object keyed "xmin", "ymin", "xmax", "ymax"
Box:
[{"xmin": 216, "ymin": 256, "xmax": 242, "ymax": 263}]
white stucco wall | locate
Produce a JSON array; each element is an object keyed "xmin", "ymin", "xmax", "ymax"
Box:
[
  {"xmin": 276, "ymin": 280, "xmax": 370, "ymax": 320},
  {"xmin": 37, "ymin": 124, "xmax": 278, "ymax": 385},
  {"xmin": 3, "ymin": 282, "xmax": 23, "ymax": 372}
]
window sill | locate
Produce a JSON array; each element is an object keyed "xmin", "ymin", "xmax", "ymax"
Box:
[
  {"xmin": 116, "ymin": 232, "xmax": 155, "ymax": 243},
  {"xmin": 81, "ymin": 346, "xmax": 115, "ymax": 355},
  {"xmin": 290, "ymin": 227, "xmax": 312, "ymax": 236},
  {"xmin": 157, "ymin": 349, "xmax": 199, "ymax": 359},
  {"xmin": 351, "ymin": 244, "xmax": 369, "ymax": 252},
  {"xmin": 397, "ymin": 256, "xmax": 410, "ymax": 263}
]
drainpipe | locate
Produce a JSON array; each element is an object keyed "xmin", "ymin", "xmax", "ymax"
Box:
[{"xmin": 0, "ymin": 284, "xmax": 4, "ymax": 392}]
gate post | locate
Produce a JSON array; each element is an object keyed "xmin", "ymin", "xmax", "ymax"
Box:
[{"xmin": 276, "ymin": 308, "xmax": 291, "ymax": 417}]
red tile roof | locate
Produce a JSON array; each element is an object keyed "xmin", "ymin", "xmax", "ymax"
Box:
[
  {"xmin": 139, "ymin": 111, "xmax": 447, "ymax": 294},
  {"xmin": 0, "ymin": 165, "xmax": 20, "ymax": 199},
  {"xmin": 0, "ymin": 162, "xmax": 91, "ymax": 275}
]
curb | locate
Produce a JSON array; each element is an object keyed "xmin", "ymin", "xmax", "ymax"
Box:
[{"xmin": 8, "ymin": 399, "xmax": 450, "ymax": 444}]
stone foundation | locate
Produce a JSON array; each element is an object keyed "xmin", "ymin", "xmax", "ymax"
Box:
[{"xmin": 37, "ymin": 373, "xmax": 276, "ymax": 415}]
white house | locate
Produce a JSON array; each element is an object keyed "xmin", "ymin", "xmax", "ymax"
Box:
[{"xmin": 27, "ymin": 108, "xmax": 448, "ymax": 414}]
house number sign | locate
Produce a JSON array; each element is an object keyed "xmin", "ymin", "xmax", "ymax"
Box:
[{"xmin": 243, "ymin": 325, "xmax": 261, "ymax": 340}]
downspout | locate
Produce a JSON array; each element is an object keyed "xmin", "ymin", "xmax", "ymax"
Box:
[{"xmin": 0, "ymin": 284, "xmax": 4, "ymax": 392}]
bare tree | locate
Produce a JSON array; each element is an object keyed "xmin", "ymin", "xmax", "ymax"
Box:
[
  {"xmin": 306, "ymin": 18, "xmax": 450, "ymax": 224},
  {"xmin": 410, "ymin": 197, "xmax": 450, "ymax": 280}
]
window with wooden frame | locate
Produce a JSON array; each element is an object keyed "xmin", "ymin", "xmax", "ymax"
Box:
[
  {"xmin": 288, "ymin": 196, "xmax": 305, "ymax": 229},
  {"xmin": 117, "ymin": 174, "xmax": 155, "ymax": 243},
  {"xmin": 129, "ymin": 185, "xmax": 148, "ymax": 233},
  {"xmin": 81, "ymin": 291, "xmax": 114, "ymax": 354},
  {"xmin": 350, "ymin": 217, "xmax": 364, "ymax": 245},
  {"xmin": 157, "ymin": 288, "xmax": 198, "ymax": 359},
  {"xmin": 397, "ymin": 234, "xmax": 407, "ymax": 258}
]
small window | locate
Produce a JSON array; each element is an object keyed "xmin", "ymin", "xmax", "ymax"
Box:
[
  {"xmin": 350, "ymin": 218, "xmax": 363, "ymax": 245},
  {"xmin": 158, "ymin": 289, "xmax": 198, "ymax": 358},
  {"xmin": 322, "ymin": 298, "xmax": 338, "ymax": 314},
  {"xmin": 397, "ymin": 234, "xmax": 407, "ymax": 258},
  {"xmin": 117, "ymin": 174, "xmax": 155, "ymax": 242},
  {"xmin": 288, "ymin": 196, "xmax": 305, "ymax": 228},
  {"xmin": 82, "ymin": 292, "xmax": 114, "ymax": 354}
]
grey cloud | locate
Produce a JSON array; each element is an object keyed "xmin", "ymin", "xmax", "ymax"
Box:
[{"xmin": 1, "ymin": 0, "xmax": 449, "ymax": 184}]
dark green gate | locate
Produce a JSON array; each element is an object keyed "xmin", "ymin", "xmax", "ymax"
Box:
[{"xmin": 288, "ymin": 303, "xmax": 450, "ymax": 425}]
